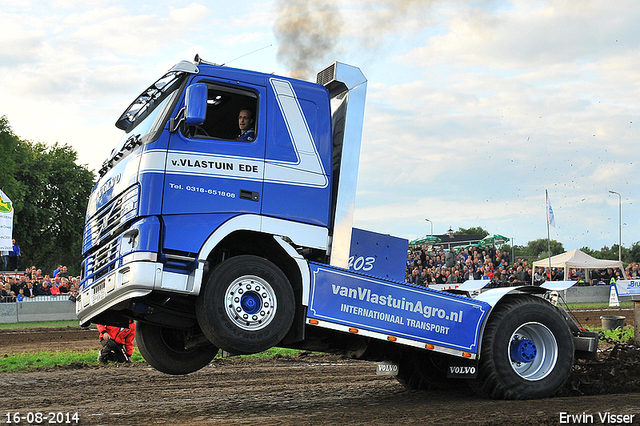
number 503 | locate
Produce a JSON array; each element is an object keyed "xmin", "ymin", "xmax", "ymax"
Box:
[{"xmin": 348, "ymin": 256, "xmax": 375, "ymax": 272}]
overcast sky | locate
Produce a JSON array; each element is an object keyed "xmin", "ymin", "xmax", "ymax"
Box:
[{"xmin": 1, "ymin": 0, "xmax": 638, "ymax": 252}]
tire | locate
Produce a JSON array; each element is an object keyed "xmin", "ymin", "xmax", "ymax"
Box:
[
  {"xmin": 396, "ymin": 349, "xmax": 463, "ymax": 390},
  {"xmin": 136, "ymin": 321, "xmax": 218, "ymax": 375},
  {"xmin": 474, "ymin": 295, "xmax": 574, "ymax": 399},
  {"xmin": 195, "ymin": 255, "xmax": 295, "ymax": 355}
]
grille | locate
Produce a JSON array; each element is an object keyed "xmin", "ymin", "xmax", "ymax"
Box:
[
  {"xmin": 316, "ymin": 63, "xmax": 336, "ymax": 86},
  {"xmin": 86, "ymin": 238, "xmax": 119, "ymax": 280},
  {"xmin": 84, "ymin": 186, "xmax": 138, "ymax": 249},
  {"xmin": 93, "ymin": 239, "xmax": 119, "ymax": 271}
]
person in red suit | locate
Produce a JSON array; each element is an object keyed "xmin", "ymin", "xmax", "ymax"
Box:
[{"xmin": 97, "ymin": 321, "xmax": 135, "ymax": 364}]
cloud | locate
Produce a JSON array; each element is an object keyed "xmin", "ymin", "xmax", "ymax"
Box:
[
  {"xmin": 0, "ymin": 11, "xmax": 46, "ymax": 64},
  {"xmin": 169, "ymin": 2, "xmax": 210, "ymax": 23},
  {"xmin": 64, "ymin": 8, "xmax": 198, "ymax": 57},
  {"xmin": 353, "ymin": 0, "xmax": 640, "ymax": 248},
  {"xmin": 403, "ymin": 1, "xmax": 640, "ymax": 70}
]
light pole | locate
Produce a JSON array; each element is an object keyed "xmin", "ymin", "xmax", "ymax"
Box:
[
  {"xmin": 609, "ymin": 190, "xmax": 622, "ymax": 262},
  {"xmin": 424, "ymin": 219, "xmax": 433, "ymax": 236},
  {"xmin": 511, "ymin": 237, "xmax": 515, "ymax": 265}
]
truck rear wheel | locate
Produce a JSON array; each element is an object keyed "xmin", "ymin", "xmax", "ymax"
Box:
[
  {"xmin": 196, "ymin": 255, "xmax": 295, "ymax": 355},
  {"xmin": 474, "ymin": 295, "xmax": 574, "ymax": 399},
  {"xmin": 136, "ymin": 322, "xmax": 219, "ymax": 375}
]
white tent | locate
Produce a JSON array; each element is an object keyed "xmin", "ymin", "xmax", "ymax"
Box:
[{"xmin": 532, "ymin": 249, "xmax": 625, "ymax": 282}]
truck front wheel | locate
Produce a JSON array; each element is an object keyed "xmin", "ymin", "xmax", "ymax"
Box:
[
  {"xmin": 474, "ymin": 295, "xmax": 574, "ymax": 399},
  {"xmin": 136, "ymin": 322, "xmax": 219, "ymax": 375},
  {"xmin": 196, "ymin": 255, "xmax": 295, "ymax": 355}
]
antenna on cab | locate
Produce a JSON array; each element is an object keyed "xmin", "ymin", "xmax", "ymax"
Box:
[{"xmin": 221, "ymin": 44, "xmax": 273, "ymax": 67}]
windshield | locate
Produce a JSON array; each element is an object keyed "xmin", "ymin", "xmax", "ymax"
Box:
[
  {"xmin": 115, "ymin": 70, "xmax": 185, "ymax": 131},
  {"xmin": 98, "ymin": 72, "xmax": 185, "ymax": 177}
]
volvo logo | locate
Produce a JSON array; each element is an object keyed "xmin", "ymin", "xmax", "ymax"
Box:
[
  {"xmin": 97, "ymin": 173, "xmax": 122, "ymax": 198},
  {"xmin": 449, "ymin": 366, "xmax": 476, "ymax": 375}
]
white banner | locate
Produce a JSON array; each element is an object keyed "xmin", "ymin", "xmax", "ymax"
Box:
[
  {"xmin": 0, "ymin": 189, "xmax": 13, "ymax": 252},
  {"xmin": 613, "ymin": 280, "xmax": 640, "ymax": 297}
]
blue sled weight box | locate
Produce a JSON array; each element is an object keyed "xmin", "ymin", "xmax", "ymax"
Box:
[
  {"xmin": 307, "ymin": 262, "xmax": 490, "ymax": 355},
  {"xmin": 348, "ymin": 228, "xmax": 408, "ymax": 282}
]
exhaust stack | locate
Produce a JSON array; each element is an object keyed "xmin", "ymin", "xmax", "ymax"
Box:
[{"xmin": 317, "ymin": 63, "xmax": 367, "ymax": 268}]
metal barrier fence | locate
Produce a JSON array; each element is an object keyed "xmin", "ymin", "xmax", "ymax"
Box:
[
  {"xmin": 16, "ymin": 295, "xmax": 75, "ymax": 302},
  {"xmin": 0, "ymin": 297, "xmax": 77, "ymax": 323},
  {"xmin": 563, "ymin": 285, "xmax": 611, "ymax": 303}
]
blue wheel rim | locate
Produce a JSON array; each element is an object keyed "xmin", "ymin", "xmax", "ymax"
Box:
[
  {"xmin": 241, "ymin": 292, "xmax": 261, "ymax": 314},
  {"xmin": 510, "ymin": 338, "xmax": 537, "ymax": 363}
]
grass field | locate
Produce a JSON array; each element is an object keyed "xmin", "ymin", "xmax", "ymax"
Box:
[
  {"xmin": 0, "ymin": 347, "xmax": 306, "ymax": 373},
  {"xmin": 0, "ymin": 320, "xmax": 82, "ymax": 330},
  {"xmin": 563, "ymin": 301, "xmax": 634, "ymax": 309},
  {"xmin": 0, "ymin": 320, "xmax": 306, "ymax": 373},
  {"xmin": 0, "ymin": 350, "xmax": 141, "ymax": 373}
]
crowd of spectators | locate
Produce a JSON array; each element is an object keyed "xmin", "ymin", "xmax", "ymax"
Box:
[
  {"xmin": 625, "ymin": 262, "xmax": 640, "ymax": 280},
  {"xmin": 0, "ymin": 264, "xmax": 80, "ymax": 303},
  {"xmin": 3, "ymin": 245, "xmax": 637, "ymax": 302},
  {"xmin": 405, "ymin": 244, "xmax": 632, "ymax": 287}
]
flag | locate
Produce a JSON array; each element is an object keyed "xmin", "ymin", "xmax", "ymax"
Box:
[
  {"xmin": 0, "ymin": 189, "xmax": 13, "ymax": 252},
  {"xmin": 545, "ymin": 190, "xmax": 556, "ymax": 228}
]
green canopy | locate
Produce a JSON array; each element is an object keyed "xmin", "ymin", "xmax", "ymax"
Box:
[
  {"xmin": 409, "ymin": 235, "xmax": 442, "ymax": 245},
  {"xmin": 480, "ymin": 234, "xmax": 510, "ymax": 246},
  {"xmin": 453, "ymin": 243, "xmax": 483, "ymax": 251}
]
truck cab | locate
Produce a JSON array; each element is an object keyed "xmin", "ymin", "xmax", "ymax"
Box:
[{"xmin": 79, "ymin": 56, "xmax": 367, "ymax": 357}]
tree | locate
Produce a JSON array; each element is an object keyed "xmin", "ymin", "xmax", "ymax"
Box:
[
  {"xmin": 582, "ymin": 244, "xmax": 634, "ymax": 264},
  {"xmin": 628, "ymin": 242, "xmax": 640, "ymax": 264},
  {"xmin": 523, "ymin": 239, "xmax": 564, "ymax": 257},
  {"xmin": 0, "ymin": 116, "xmax": 95, "ymax": 275},
  {"xmin": 454, "ymin": 226, "xmax": 489, "ymax": 237},
  {"xmin": 502, "ymin": 244, "xmax": 525, "ymax": 259},
  {"xmin": 579, "ymin": 246, "xmax": 596, "ymax": 257},
  {"xmin": 0, "ymin": 116, "xmax": 29, "ymax": 204}
]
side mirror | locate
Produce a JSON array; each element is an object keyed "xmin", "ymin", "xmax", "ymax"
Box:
[{"xmin": 184, "ymin": 83, "xmax": 208, "ymax": 125}]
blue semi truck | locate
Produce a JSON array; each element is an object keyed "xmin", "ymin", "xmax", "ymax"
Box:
[{"xmin": 76, "ymin": 56, "xmax": 597, "ymax": 399}]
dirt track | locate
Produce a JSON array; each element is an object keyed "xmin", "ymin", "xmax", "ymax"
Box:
[
  {"xmin": 0, "ymin": 327, "xmax": 97, "ymax": 353},
  {"xmin": 1, "ymin": 308, "xmax": 639, "ymax": 426},
  {"xmin": 2, "ymin": 354, "xmax": 640, "ymax": 426}
]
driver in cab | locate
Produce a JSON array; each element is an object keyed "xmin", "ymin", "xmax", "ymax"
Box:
[{"xmin": 237, "ymin": 109, "xmax": 255, "ymax": 141}]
